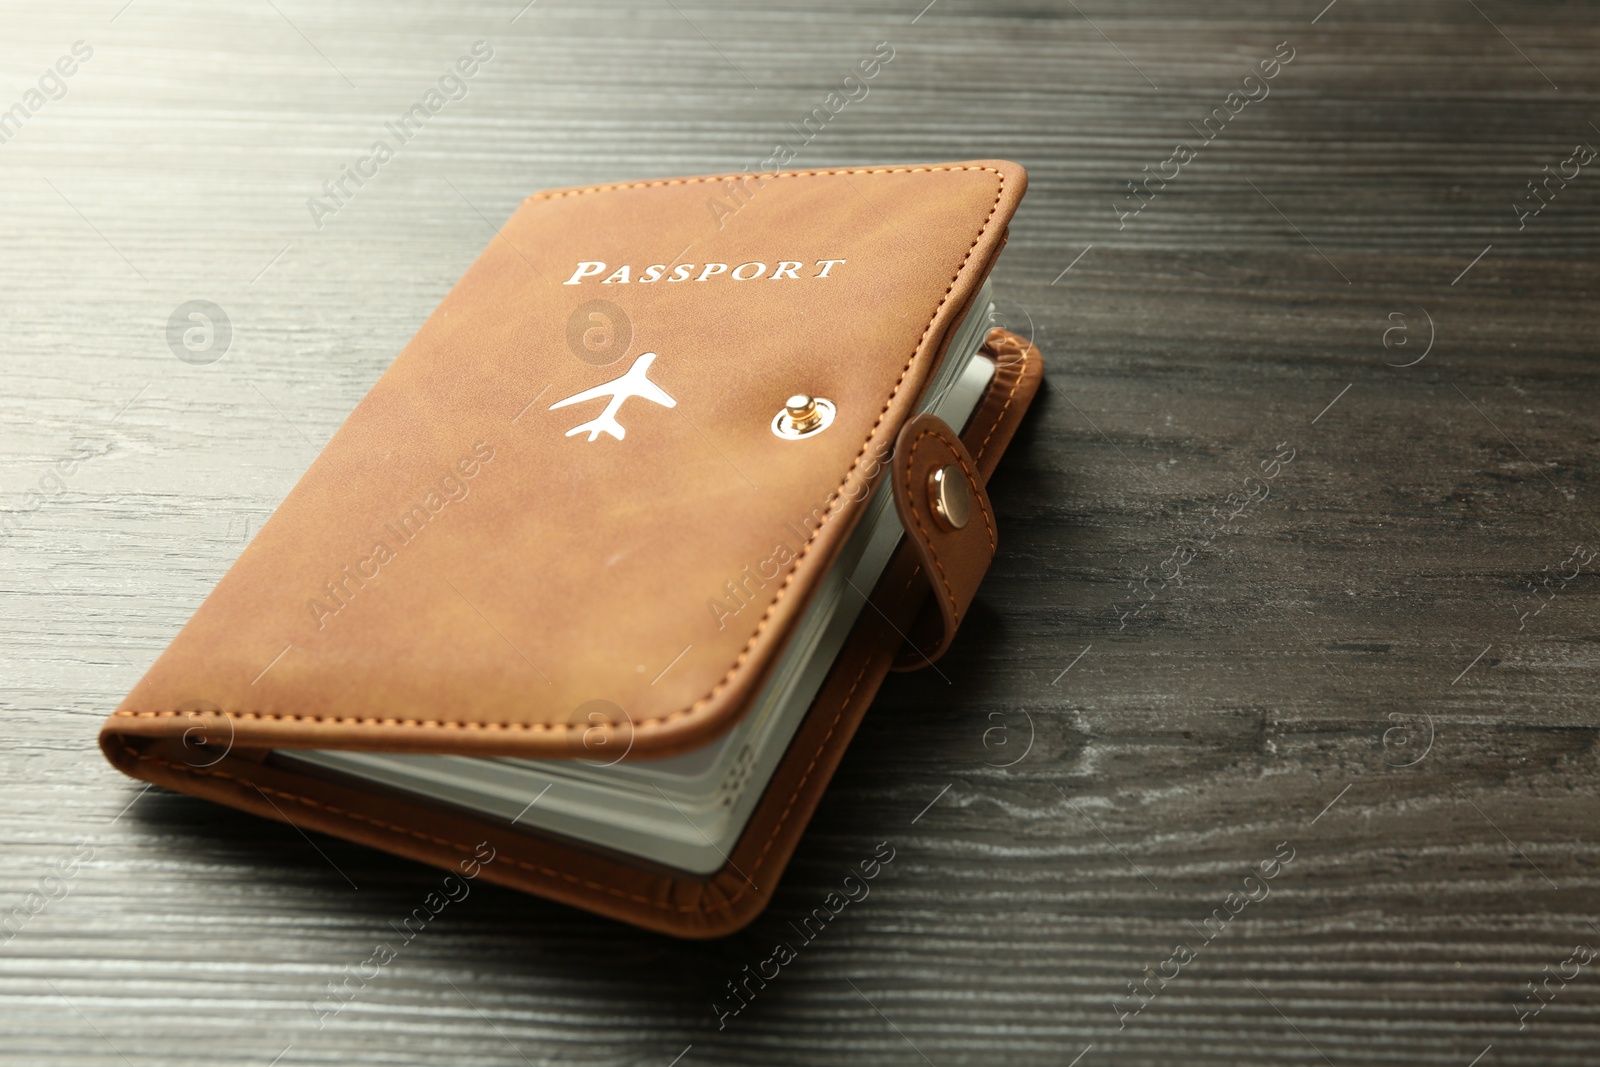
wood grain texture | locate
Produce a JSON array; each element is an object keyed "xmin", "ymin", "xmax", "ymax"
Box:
[{"xmin": 2, "ymin": 0, "xmax": 1598, "ymax": 1064}]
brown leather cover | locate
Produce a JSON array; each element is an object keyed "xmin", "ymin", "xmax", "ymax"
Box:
[
  {"xmin": 102, "ymin": 161, "xmax": 1024, "ymax": 761},
  {"xmin": 99, "ymin": 329, "xmax": 1042, "ymax": 938},
  {"xmin": 98, "ymin": 160, "xmax": 1042, "ymax": 936}
]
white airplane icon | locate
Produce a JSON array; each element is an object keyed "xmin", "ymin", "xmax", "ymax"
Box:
[{"xmin": 548, "ymin": 351, "xmax": 677, "ymax": 442}]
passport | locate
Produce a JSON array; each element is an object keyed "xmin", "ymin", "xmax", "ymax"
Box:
[{"xmin": 101, "ymin": 160, "xmax": 1043, "ymax": 937}]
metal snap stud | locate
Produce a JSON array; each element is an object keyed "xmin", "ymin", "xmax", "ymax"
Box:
[
  {"xmin": 772, "ymin": 393, "xmax": 836, "ymax": 439},
  {"xmin": 928, "ymin": 464, "xmax": 972, "ymax": 530}
]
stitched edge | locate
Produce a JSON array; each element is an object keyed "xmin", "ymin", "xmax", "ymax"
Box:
[
  {"xmin": 973, "ymin": 331, "xmax": 1033, "ymax": 465},
  {"xmin": 116, "ymin": 581, "xmax": 901, "ymax": 923},
  {"xmin": 112, "ymin": 164, "xmax": 1010, "ymax": 738},
  {"xmin": 527, "ymin": 164, "xmax": 995, "ymax": 201}
]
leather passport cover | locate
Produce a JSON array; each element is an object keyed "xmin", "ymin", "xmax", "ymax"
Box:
[{"xmin": 99, "ymin": 161, "xmax": 1042, "ymax": 936}]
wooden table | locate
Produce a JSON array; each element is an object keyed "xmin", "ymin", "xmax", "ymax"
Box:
[{"xmin": 3, "ymin": 1, "xmax": 1596, "ymax": 1064}]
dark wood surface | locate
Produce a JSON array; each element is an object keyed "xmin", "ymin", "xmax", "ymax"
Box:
[{"xmin": 3, "ymin": 1, "xmax": 1598, "ymax": 1064}]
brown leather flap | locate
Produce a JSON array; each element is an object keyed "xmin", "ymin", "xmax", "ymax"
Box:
[
  {"xmin": 101, "ymin": 162, "xmax": 1028, "ymax": 761},
  {"xmin": 889, "ymin": 413, "xmax": 996, "ymax": 670}
]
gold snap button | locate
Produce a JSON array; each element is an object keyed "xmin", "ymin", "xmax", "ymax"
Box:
[
  {"xmin": 786, "ymin": 395, "xmax": 822, "ymax": 432},
  {"xmin": 928, "ymin": 464, "xmax": 972, "ymax": 530},
  {"xmin": 772, "ymin": 393, "xmax": 836, "ymax": 439}
]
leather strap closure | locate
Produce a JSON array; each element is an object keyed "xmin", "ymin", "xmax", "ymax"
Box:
[{"xmin": 889, "ymin": 412, "xmax": 997, "ymax": 671}]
